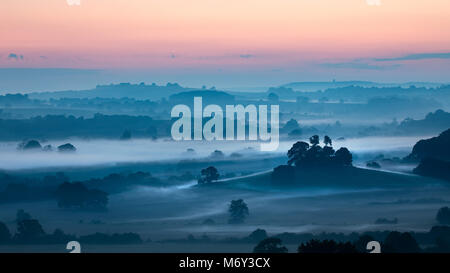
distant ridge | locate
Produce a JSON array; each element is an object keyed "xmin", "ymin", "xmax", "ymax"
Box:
[
  {"xmin": 28, "ymin": 82, "xmax": 192, "ymax": 101},
  {"xmin": 281, "ymin": 81, "xmax": 447, "ymax": 92}
]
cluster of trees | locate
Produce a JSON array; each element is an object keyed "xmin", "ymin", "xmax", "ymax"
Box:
[
  {"xmin": 0, "ymin": 171, "xmax": 160, "ymax": 206},
  {"xmin": 296, "ymin": 231, "xmax": 420, "ymax": 253},
  {"xmin": 0, "ymin": 173, "xmax": 108, "ymax": 211},
  {"xmin": 253, "ymin": 237, "xmax": 288, "ymax": 253},
  {"xmin": 197, "ymin": 166, "xmax": 220, "ymax": 184},
  {"xmin": 0, "ymin": 211, "xmax": 142, "ymax": 245},
  {"xmin": 397, "ymin": 109, "xmax": 450, "ymax": 134},
  {"xmin": 270, "ymin": 136, "xmax": 353, "ymax": 185},
  {"xmin": 251, "ymin": 206, "xmax": 450, "ymax": 253},
  {"xmin": 17, "ymin": 140, "xmax": 76, "ymax": 152},
  {"xmin": 287, "ymin": 135, "xmax": 352, "ymax": 168},
  {"xmin": 252, "ymin": 231, "xmax": 422, "ymax": 253}
]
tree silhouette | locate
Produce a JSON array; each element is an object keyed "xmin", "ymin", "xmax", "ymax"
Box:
[
  {"xmin": 286, "ymin": 136, "xmax": 352, "ymax": 168},
  {"xmin": 0, "ymin": 221, "xmax": 11, "ymax": 243},
  {"xmin": 309, "ymin": 135, "xmax": 320, "ymax": 146},
  {"xmin": 198, "ymin": 166, "xmax": 220, "ymax": 184},
  {"xmin": 383, "ymin": 231, "xmax": 421, "ymax": 253},
  {"xmin": 287, "ymin": 141, "xmax": 309, "ymax": 166},
  {"xmin": 57, "ymin": 143, "xmax": 76, "ymax": 152},
  {"xmin": 19, "ymin": 140, "xmax": 42, "ymax": 150},
  {"xmin": 253, "ymin": 237, "xmax": 288, "ymax": 253},
  {"xmin": 228, "ymin": 199, "xmax": 249, "ymax": 224},
  {"xmin": 334, "ymin": 147, "xmax": 353, "ymax": 166},
  {"xmin": 15, "ymin": 219, "xmax": 46, "ymax": 243},
  {"xmin": 322, "ymin": 146, "xmax": 335, "ymax": 158},
  {"xmin": 324, "ymin": 135, "xmax": 332, "ymax": 146},
  {"xmin": 246, "ymin": 229, "xmax": 268, "ymax": 243}
]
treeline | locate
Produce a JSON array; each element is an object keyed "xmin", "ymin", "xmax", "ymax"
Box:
[
  {"xmin": 0, "ymin": 211, "xmax": 142, "ymax": 245},
  {"xmin": 253, "ymin": 225, "xmax": 450, "ymax": 253},
  {"xmin": 158, "ymin": 224, "xmax": 450, "ymax": 253},
  {"xmin": 162, "ymin": 206, "xmax": 450, "ymax": 253},
  {"xmin": 0, "ymin": 114, "xmax": 171, "ymax": 140},
  {"xmin": 291, "ymin": 84, "xmax": 450, "ymax": 102},
  {"xmin": 0, "ymin": 171, "xmax": 161, "ymax": 207},
  {"xmin": 279, "ymin": 109, "xmax": 450, "ymax": 138}
]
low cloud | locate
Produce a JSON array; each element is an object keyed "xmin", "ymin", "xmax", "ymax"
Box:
[
  {"xmin": 239, "ymin": 54, "xmax": 253, "ymax": 59},
  {"xmin": 320, "ymin": 61, "xmax": 398, "ymax": 70},
  {"xmin": 195, "ymin": 54, "xmax": 255, "ymax": 61},
  {"xmin": 375, "ymin": 52, "xmax": 450, "ymax": 62}
]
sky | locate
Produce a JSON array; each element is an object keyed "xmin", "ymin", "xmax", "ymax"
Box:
[{"xmin": 1, "ymin": 0, "xmax": 450, "ymax": 91}]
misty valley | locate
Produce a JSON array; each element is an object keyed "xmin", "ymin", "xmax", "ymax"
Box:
[{"xmin": 0, "ymin": 82, "xmax": 450, "ymax": 253}]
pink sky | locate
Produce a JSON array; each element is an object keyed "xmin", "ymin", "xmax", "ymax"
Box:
[{"xmin": 1, "ymin": 0, "xmax": 450, "ymax": 86}]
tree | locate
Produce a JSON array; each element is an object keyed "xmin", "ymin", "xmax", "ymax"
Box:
[
  {"xmin": 334, "ymin": 147, "xmax": 353, "ymax": 166},
  {"xmin": 383, "ymin": 231, "xmax": 420, "ymax": 253},
  {"xmin": 0, "ymin": 221, "xmax": 11, "ymax": 243},
  {"xmin": 209, "ymin": 150, "xmax": 225, "ymax": 159},
  {"xmin": 18, "ymin": 140, "xmax": 42, "ymax": 150},
  {"xmin": 57, "ymin": 143, "xmax": 76, "ymax": 152},
  {"xmin": 198, "ymin": 166, "xmax": 220, "ymax": 184},
  {"xmin": 309, "ymin": 135, "xmax": 320, "ymax": 146},
  {"xmin": 15, "ymin": 219, "xmax": 46, "ymax": 243},
  {"xmin": 324, "ymin": 135, "xmax": 332, "ymax": 146},
  {"xmin": 246, "ymin": 229, "xmax": 268, "ymax": 243},
  {"xmin": 253, "ymin": 237, "xmax": 288, "ymax": 253},
  {"xmin": 436, "ymin": 207, "xmax": 450, "ymax": 225},
  {"xmin": 322, "ymin": 146, "xmax": 335, "ymax": 157},
  {"xmin": 228, "ymin": 199, "xmax": 249, "ymax": 224},
  {"xmin": 287, "ymin": 141, "xmax": 309, "ymax": 166}
]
